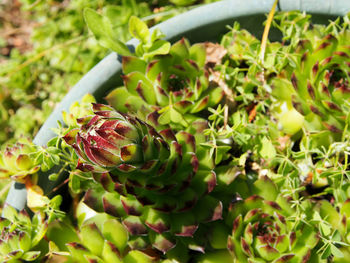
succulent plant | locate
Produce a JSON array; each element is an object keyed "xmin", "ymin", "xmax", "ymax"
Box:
[
  {"xmin": 270, "ymin": 15, "xmax": 350, "ymax": 141},
  {"xmin": 105, "ymin": 37, "xmax": 224, "ymax": 128},
  {"xmin": 63, "ymin": 103, "xmax": 222, "ymax": 254},
  {"xmin": 0, "ymin": 205, "xmax": 47, "ymax": 262},
  {"xmin": 62, "ymin": 93, "xmax": 96, "ymax": 128},
  {"xmin": 226, "ymin": 176, "xmax": 320, "ymax": 263},
  {"xmin": 0, "ymin": 137, "xmax": 39, "ymax": 183},
  {"xmin": 66, "ymin": 213, "xmax": 159, "ymax": 263},
  {"xmin": 219, "ymin": 22, "xmax": 266, "ymax": 106}
]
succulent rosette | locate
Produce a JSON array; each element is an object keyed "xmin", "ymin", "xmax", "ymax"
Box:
[
  {"xmin": 270, "ymin": 20, "xmax": 350, "ymax": 140},
  {"xmin": 0, "ymin": 138, "xmax": 39, "ymax": 183},
  {"xmin": 0, "ymin": 206, "xmax": 47, "ymax": 262},
  {"xmin": 105, "ymin": 38, "xmax": 224, "ymax": 128},
  {"xmin": 226, "ymin": 176, "xmax": 320, "ymax": 263},
  {"xmin": 66, "ymin": 213, "xmax": 159, "ymax": 263},
  {"xmin": 62, "ymin": 93, "xmax": 96, "ymax": 128},
  {"xmin": 63, "ymin": 103, "xmax": 222, "ymax": 254}
]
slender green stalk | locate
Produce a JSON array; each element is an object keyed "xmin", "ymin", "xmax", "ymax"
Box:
[{"xmin": 259, "ymin": 0, "xmax": 279, "ymax": 63}]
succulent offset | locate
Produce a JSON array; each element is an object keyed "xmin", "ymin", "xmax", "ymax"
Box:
[
  {"xmin": 106, "ymin": 38, "xmax": 224, "ymax": 128},
  {"xmin": 62, "ymin": 93, "xmax": 96, "ymax": 128},
  {"xmin": 225, "ymin": 177, "xmax": 320, "ymax": 263},
  {"xmin": 66, "ymin": 213, "xmax": 159, "ymax": 263},
  {"xmin": 0, "ymin": 138, "xmax": 39, "ymax": 183},
  {"xmin": 0, "ymin": 206, "xmax": 47, "ymax": 262},
  {"xmin": 63, "ymin": 103, "xmax": 222, "ymax": 254},
  {"xmin": 270, "ymin": 15, "xmax": 350, "ymax": 141}
]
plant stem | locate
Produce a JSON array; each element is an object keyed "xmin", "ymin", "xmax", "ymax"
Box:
[{"xmin": 259, "ymin": 0, "xmax": 279, "ymax": 63}]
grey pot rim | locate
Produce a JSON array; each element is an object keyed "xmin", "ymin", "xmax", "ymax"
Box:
[{"xmin": 5, "ymin": 0, "xmax": 350, "ymax": 211}]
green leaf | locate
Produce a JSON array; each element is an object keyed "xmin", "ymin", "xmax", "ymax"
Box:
[
  {"xmin": 80, "ymin": 223, "xmax": 105, "ymax": 256},
  {"xmin": 46, "ymin": 221, "xmax": 80, "ymax": 251},
  {"xmin": 259, "ymin": 136, "xmax": 276, "ymax": 159},
  {"xmin": 3, "ymin": 205, "xmax": 18, "ymax": 222},
  {"xmin": 105, "ymin": 5, "xmax": 131, "ymax": 27},
  {"xmin": 69, "ymin": 173, "xmax": 81, "ymax": 194},
  {"xmin": 124, "ymin": 250, "xmax": 154, "ymax": 263},
  {"xmin": 321, "ymin": 244, "xmax": 332, "ymax": 259},
  {"xmin": 320, "ymin": 222, "xmax": 331, "ymax": 236},
  {"xmin": 123, "ymin": 0, "xmax": 138, "ymax": 15},
  {"xmin": 48, "ymin": 173, "xmax": 59, "ymax": 181},
  {"xmin": 85, "ymin": 255, "xmax": 104, "ymax": 263},
  {"xmin": 84, "ymin": 8, "xmax": 112, "ymax": 39},
  {"xmin": 122, "ymin": 56, "xmax": 147, "ymax": 74},
  {"xmin": 170, "ymin": 0, "xmax": 197, "ymax": 7},
  {"xmin": 253, "ymin": 176, "xmax": 278, "ymax": 201},
  {"xmin": 189, "ymin": 43, "xmax": 206, "ymax": 67},
  {"xmin": 330, "ymin": 244, "xmax": 344, "ymax": 258},
  {"xmin": 0, "ymin": 241, "xmax": 11, "ymax": 256},
  {"xmin": 84, "ymin": 8, "xmax": 131, "ymax": 56},
  {"xmin": 105, "ymin": 87, "xmax": 148, "ymax": 113},
  {"xmin": 158, "ymin": 109, "xmax": 171, "ymax": 125},
  {"xmin": 50, "ymin": 195, "xmax": 63, "ymax": 209},
  {"xmin": 47, "ymin": 137, "xmax": 59, "ymax": 147},
  {"xmin": 151, "ymin": 28, "xmax": 166, "ymax": 42},
  {"xmin": 129, "ymin": 16, "xmax": 150, "ymax": 43},
  {"xmin": 102, "ymin": 219, "xmax": 128, "ymax": 253},
  {"xmin": 170, "ymin": 38, "xmax": 189, "ymax": 62},
  {"xmin": 102, "ymin": 241, "xmax": 123, "ymax": 263},
  {"xmin": 143, "ymin": 40, "xmax": 171, "ymax": 60},
  {"xmin": 170, "ymin": 107, "xmax": 185, "ymax": 124},
  {"xmin": 215, "ymin": 146, "xmax": 231, "ymax": 165},
  {"xmin": 21, "ymin": 251, "xmax": 41, "ymax": 261}
]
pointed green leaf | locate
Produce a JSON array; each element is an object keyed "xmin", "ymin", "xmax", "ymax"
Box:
[
  {"xmin": 330, "ymin": 244, "xmax": 344, "ymax": 258},
  {"xmin": 129, "ymin": 16, "xmax": 150, "ymax": 43},
  {"xmin": 66, "ymin": 242, "xmax": 91, "ymax": 262},
  {"xmin": 2, "ymin": 205, "xmax": 18, "ymax": 222},
  {"xmin": 189, "ymin": 43, "xmax": 206, "ymax": 68},
  {"xmin": 105, "ymin": 87, "xmax": 148, "ymax": 113},
  {"xmin": 190, "ymin": 95, "xmax": 209, "ymax": 113},
  {"xmin": 21, "ymin": 251, "xmax": 41, "ymax": 261},
  {"xmin": 124, "ymin": 250, "xmax": 154, "ymax": 263},
  {"xmin": 252, "ymin": 176, "xmax": 278, "ymax": 201},
  {"xmin": 259, "ymin": 136, "xmax": 276, "ymax": 159},
  {"xmin": 19, "ymin": 232, "xmax": 31, "ymax": 252},
  {"xmin": 84, "ymin": 8, "xmax": 131, "ymax": 56},
  {"xmin": 151, "ymin": 28, "xmax": 166, "ymax": 42},
  {"xmin": 102, "ymin": 241, "xmax": 123, "ymax": 263},
  {"xmin": 208, "ymin": 87, "xmax": 224, "ymax": 107},
  {"xmin": 158, "ymin": 109, "xmax": 171, "ymax": 125},
  {"xmin": 122, "ymin": 56, "xmax": 147, "ymax": 74},
  {"xmin": 102, "ymin": 219, "xmax": 128, "ymax": 253},
  {"xmin": 144, "ymin": 40, "xmax": 171, "ymax": 60},
  {"xmin": 170, "ymin": 107, "xmax": 186, "ymax": 124},
  {"xmin": 80, "ymin": 223, "xmax": 105, "ymax": 256},
  {"xmin": 0, "ymin": 240, "xmax": 11, "ymax": 255},
  {"xmin": 123, "ymin": 72, "xmax": 156, "ymax": 104},
  {"xmin": 170, "ymin": 38, "xmax": 190, "ymax": 63}
]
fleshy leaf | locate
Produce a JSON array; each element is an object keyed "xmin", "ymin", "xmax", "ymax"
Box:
[
  {"xmin": 84, "ymin": 8, "xmax": 131, "ymax": 56},
  {"xmin": 128, "ymin": 16, "xmax": 150, "ymax": 44}
]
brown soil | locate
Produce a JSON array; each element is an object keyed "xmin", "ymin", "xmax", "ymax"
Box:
[{"xmin": 0, "ymin": 0, "xmax": 36, "ymax": 61}]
